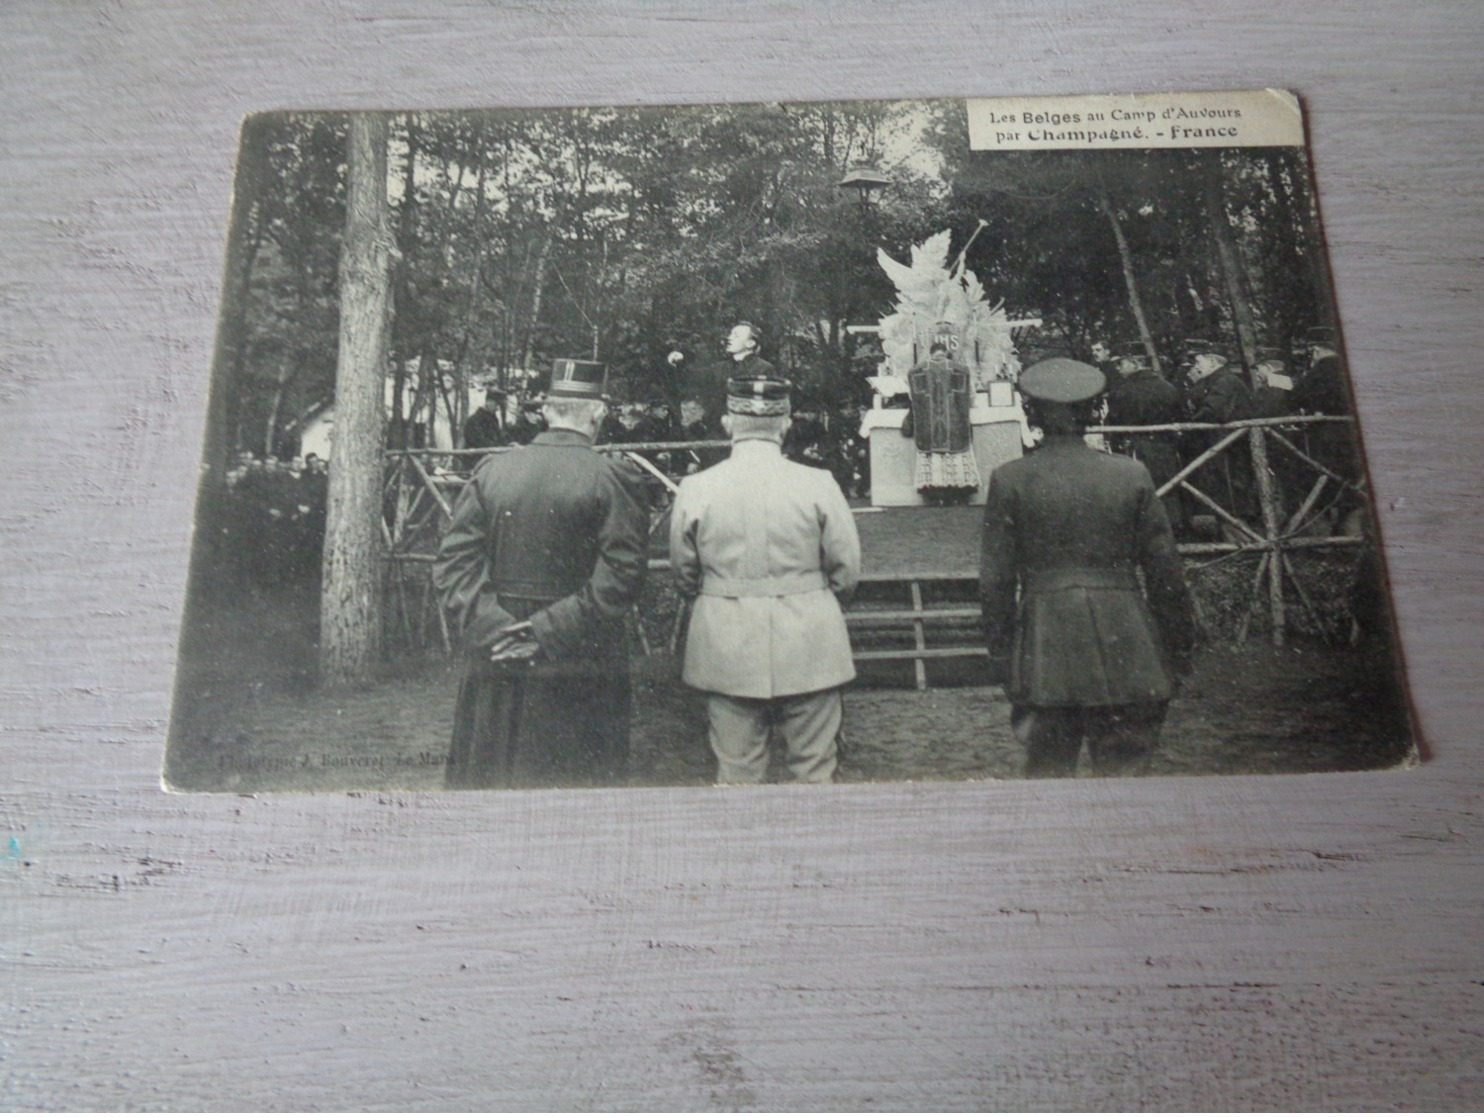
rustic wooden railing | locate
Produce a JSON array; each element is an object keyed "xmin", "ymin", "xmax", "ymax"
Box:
[
  {"xmin": 1096, "ymin": 414, "xmax": 1366, "ymax": 646},
  {"xmin": 381, "ymin": 415, "xmax": 1364, "ymax": 660},
  {"xmin": 381, "ymin": 441, "xmax": 723, "ymax": 654}
]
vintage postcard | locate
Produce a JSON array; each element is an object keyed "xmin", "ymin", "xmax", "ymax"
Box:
[{"xmin": 164, "ymin": 91, "xmax": 1416, "ymax": 793}]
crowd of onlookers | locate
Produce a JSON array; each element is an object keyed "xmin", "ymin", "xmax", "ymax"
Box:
[
  {"xmin": 205, "ymin": 396, "xmax": 873, "ymax": 593},
  {"xmin": 207, "ymin": 330, "xmax": 1355, "ymax": 592},
  {"xmin": 1093, "ymin": 330, "xmax": 1359, "ymax": 540},
  {"xmin": 209, "ymin": 450, "xmax": 330, "ymax": 587},
  {"xmin": 463, "ymin": 390, "xmax": 872, "ymax": 498}
]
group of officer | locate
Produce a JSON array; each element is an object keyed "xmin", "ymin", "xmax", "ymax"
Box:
[
  {"xmin": 463, "ymin": 322, "xmax": 868, "ymax": 495},
  {"xmin": 431, "ymin": 320, "xmax": 1209, "ymax": 789},
  {"xmin": 432, "ymin": 335, "xmax": 864, "ymax": 789},
  {"xmin": 1095, "ymin": 327, "xmax": 1355, "ymax": 536},
  {"xmin": 456, "ymin": 329, "xmax": 771, "ymax": 457},
  {"xmin": 215, "ymin": 451, "xmax": 329, "ymax": 587}
]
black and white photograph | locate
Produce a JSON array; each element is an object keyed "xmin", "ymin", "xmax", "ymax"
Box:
[
  {"xmin": 164, "ymin": 92, "xmax": 1415, "ymax": 793},
  {"xmin": 12, "ymin": 3, "xmax": 1484, "ymax": 1109}
]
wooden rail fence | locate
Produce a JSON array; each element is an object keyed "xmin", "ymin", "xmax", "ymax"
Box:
[{"xmin": 380, "ymin": 415, "xmax": 1364, "ymax": 667}]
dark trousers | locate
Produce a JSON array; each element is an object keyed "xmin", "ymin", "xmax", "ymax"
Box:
[
  {"xmin": 1011, "ymin": 701, "xmax": 1169, "ymax": 778},
  {"xmin": 1120, "ymin": 437, "xmax": 1185, "ymax": 536},
  {"xmin": 446, "ymin": 664, "xmax": 630, "ymax": 790}
]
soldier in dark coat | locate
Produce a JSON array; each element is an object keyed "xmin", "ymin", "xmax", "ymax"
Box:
[
  {"xmin": 506, "ymin": 397, "xmax": 545, "ymax": 446},
  {"xmin": 1291, "ymin": 327, "xmax": 1349, "ymax": 418},
  {"xmin": 462, "ymin": 387, "xmax": 509, "ymax": 450},
  {"xmin": 433, "ymin": 359, "xmax": 649, "ymax": 789},
  {"xmin": 678, "ymin": 321, "xmax": 778, "ymax": 439},
  {"xmin": 1291, "ymin": 326, "xmax": 1363, "ymax": 534},
  {"xmin": 1105, "ymin": 353, "xmax": 1183, "ymax": 430},
  {"xmin": 1103, "ymin": 352, "xmax": 1184, "ymax": 534},
  {"xmin": 1183, "ymin": 349, "xmax": 1257, "ymax": 527},
  {"xmin": 299, "ymin": 454, "xmax": 329, "ymax": 577},
  {"xmin": 1184, "ymin": 351, "xmax": 1253, "ymax": 426},
  {"xmin": 980, "ymin": 359, "xmax": 1196, "ymax": 778},
  {"xmin": 1248, "ymin": 349, "xmax": 1295, "ymax": 419}
]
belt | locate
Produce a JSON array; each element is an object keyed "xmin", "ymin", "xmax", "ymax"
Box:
[
  {"xmin": 699, "ymin": 571, "xmax": 828, "ymax": 597},
  {"xmin": 493, "ymin": 587, "xmax": 562, "ymax": 605},
  {"xmin": 1024, "ymin": 568, "xmax": 1138, "ymax": 593}
]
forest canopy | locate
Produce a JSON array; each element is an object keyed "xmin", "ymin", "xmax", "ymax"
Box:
[{"xmin": 214, "ymin": 100, "xmax": 1331, "ymax": 458}]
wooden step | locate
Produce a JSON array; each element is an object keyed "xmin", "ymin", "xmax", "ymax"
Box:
[
  {"xmin": 847, "ymin": 607, "xmax": 980, "ymax": 624},
  {"xmin": 857, "ymin": 571, "xmax": 977, "ymax": 584},
  {"xmin": 854, "ymin": 646, "xmax": 988, "ymax": 662},
  {"xmin": 843, "ymin": 575, "xmax": 990, "ymax": 689}
]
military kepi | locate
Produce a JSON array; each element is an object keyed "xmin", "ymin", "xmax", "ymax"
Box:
[
  {"xmin": 548, "ymin": 358, "xmax": 608, "ymax": 399},
  {"xmin": 1018, "ymin": 358, "xmax": 1106, "ymax": 403},
  {"xmin": 727, "ymin": 375, "xmax": 792, "ymax": 416}
]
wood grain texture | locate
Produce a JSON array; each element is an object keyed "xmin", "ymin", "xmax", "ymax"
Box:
[{"xmin": 3, "ymin": 0, "xmax": 1483, "ymax": 1109}]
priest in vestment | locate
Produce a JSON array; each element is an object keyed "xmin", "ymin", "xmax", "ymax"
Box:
[{"xmin": 902, "ymin": 342, "xmax": 980, "ymax": 504}]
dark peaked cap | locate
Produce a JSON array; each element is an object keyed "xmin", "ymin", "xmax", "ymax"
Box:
[{"xmin": 1019, "ymin": 358, "xmax": 1106, "ymax": 403}]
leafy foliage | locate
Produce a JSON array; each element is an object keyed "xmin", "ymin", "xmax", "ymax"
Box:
[{"xmin": 219, "ymin": 101, "xmax": 1333, "ymax": 454}]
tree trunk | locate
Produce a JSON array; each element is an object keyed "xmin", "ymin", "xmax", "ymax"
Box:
[
  {"xmin": 590, "ymin": 233, "xmax": 607, "ymax": 360},
  {"xmin": 452, "ymin": 163, "xmax": 492, "ymax": 428},
  {"xmin": 1203, "ymin": 154, "xmax": 1260, "ymax": 374},
  {"xmin": 499, "ymin": 135, "xmax": 517, "ymax": 388},
  {"xmin": 1287, "ymin": 150, "xmax": 1337, "ymax": 331},
  {"xmin": 436, "ymin": 366, "xmax": 458, "ymax": 449},
  {"xmin": 263, "ymin": 365, "xmax": 289, "ymax": 457},
  {"xmin": 412, "ymin": 349, "xmax": 438, "ymax": 448},
  {"xmin": 1248, "ymin": 426, "xmax": 1287, "ymax": 647},
  {"xmin": 389, "ymin": 115, "xmax": 422, "ymax": 451},
  {"xmin": 1094, "ymin": 185, "xmax": 1163, "ymax": 376},
  {"xmin": 521, "ymin": 227, "xmax": 553, "ymax": 374},
  {"xmin": 320, "ymin": 113, "xmax": 394, "ymax": 688},
  {"xmin": 1204, "ymin": 154, "xmax": 1281, "ymax": 642},
  {"xmin": 389, "ymin": 363, "xmax": 408, "ymax": 450}
]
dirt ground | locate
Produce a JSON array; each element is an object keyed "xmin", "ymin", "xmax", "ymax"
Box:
[
  {"xmin": 165, "ymin": 589, "xmax": 1414, "ymax": 794},
  {"xmin": 164, "ymin": 503, "xmax": 1414, "ymax": 793}
]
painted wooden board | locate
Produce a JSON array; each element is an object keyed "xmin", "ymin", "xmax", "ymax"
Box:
[{"xmin": 4, "ymin": 0, "xmax": 1483, "ymax": 1109}]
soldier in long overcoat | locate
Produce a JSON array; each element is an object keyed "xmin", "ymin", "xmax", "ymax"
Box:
[
  {"xmin": 1183, "ymin": 349, "xmax": 1257, "ymax": 526},
  {"xmin": 669, "ymin": 376, "xmax": 861, "ymax": 784},
  {"xmin": 980, "ymin": 359, "xmax": 1196, "ymax": 778},
  {"xmin": 1103, "ymin": 352, "xmax": 1185, "ymax": 533},
  {"xmin": 433, "ymin": 360, "xmax": 649, "ymax": 789},
  {"xmin": 1292, "ymin": 326, "xmax": 1364, "ymax": 533}
]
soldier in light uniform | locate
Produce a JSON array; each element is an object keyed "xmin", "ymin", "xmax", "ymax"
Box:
[
  {"xmin": 980, "ymin": 358, "xmax": 1197, "ymax": 778},
  {"xmin": 669, "ymin": 376, "xmax": 861, "ymax": 784}
]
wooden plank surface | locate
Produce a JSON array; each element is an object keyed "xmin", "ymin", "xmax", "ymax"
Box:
[{"xmin": 3, "ymin": 1, "xmax": 1484, "ymax": 1109}]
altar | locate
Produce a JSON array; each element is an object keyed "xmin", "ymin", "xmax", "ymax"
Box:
[
  {"xmin": 857, "ymin": 227, "xmax": 1036, "ymax": 508},
  {"xmin": 860, "ymin": 380, "xmax": 1025, "ymax": 506}
]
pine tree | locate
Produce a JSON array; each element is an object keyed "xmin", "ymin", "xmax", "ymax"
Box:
[{"xmin": 320, "ymin": 113, "xmax": 394, "ymax": 686}]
